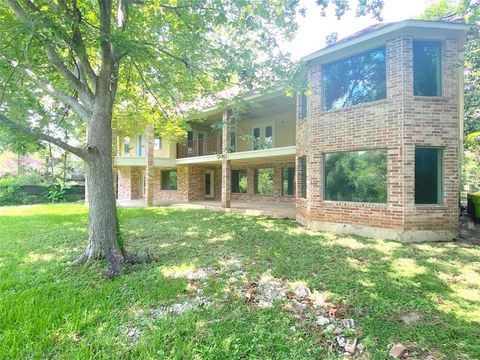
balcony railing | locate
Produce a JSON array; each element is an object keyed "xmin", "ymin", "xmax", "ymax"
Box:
[{"xmin": 176, "ymin": 136, "xmax": 222, "ymax": 159}]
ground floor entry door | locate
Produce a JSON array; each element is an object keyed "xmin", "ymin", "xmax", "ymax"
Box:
[{"xmin": 204, "ymin": 170, "xmax": 214, "ymax": 199}]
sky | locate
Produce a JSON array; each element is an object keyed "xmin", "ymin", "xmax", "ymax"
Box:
[{"xmin": 284, "ymin": 0, "xmax": 438, "ymax": 59}]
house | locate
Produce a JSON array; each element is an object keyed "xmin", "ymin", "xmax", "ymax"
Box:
[{"xmin": 114, "ymin": 19, "xmax": 469, "ymax": 242}]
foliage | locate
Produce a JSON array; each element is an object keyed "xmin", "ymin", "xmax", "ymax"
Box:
[
  {"xmin": 45, "ymin": 178, "xmax": 70, "ymax": 203},
  {"xmin": 464, "ymin": 132, "xmax": 480, "ymax": 191},
  {"xmin": 0, "ymin": 172, "xmax": 44, "ymax": 186},
  {"xmin": 256, "ymin": 168, "xmax": 274, "ymax": 195},
  {"xmin": 0, "ymin": 204, "xmax": 479, "ymax": 358},
  {"xmin": 325, "ymin": 150, "xmax": 387, "ymax": 202}
]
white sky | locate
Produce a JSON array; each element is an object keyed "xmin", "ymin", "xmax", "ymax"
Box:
[{"xmin": 284, "ymin": 0, "xmax": 438, "ymax": 59}]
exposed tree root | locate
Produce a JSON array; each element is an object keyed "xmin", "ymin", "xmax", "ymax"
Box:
[{"xmin": 68, "ymin": 253, "xmax": 90, "ymax": 266}]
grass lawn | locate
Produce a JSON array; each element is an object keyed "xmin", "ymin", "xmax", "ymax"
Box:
[{"xmin": 0, "ymin": 203, "xmax": 479, "ymax": 359}]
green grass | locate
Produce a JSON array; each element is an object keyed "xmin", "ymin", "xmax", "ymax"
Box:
[{"xmin": 0, "ymin": 203, "xmax": 479, "ymax": 359}]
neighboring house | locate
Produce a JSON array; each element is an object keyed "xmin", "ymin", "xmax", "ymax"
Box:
[{"xmin": 114, "ymin": 19, "xmax": 469, "ymax": 242}]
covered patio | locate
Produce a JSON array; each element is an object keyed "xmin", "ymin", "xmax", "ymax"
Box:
[{"xmin": 117, "ymin": 199, "xmax": 296, "ymax": 220}]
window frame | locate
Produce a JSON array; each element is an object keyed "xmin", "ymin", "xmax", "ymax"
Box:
[
  {"xmin": 154, "ymin": 138, "xmax": 162, "ymax": 150},
  {"xmin": 160, "ymin": 170, "xmax": 178, "ymax": 191},
  {"xmin": 300, "ymin": 92, "xmax": 308, "ymax": 120},
  {"xmin": 413, "ymin": 40, "xmax": 442, "ymax": 97},
  {"xmin": 321, "ymin": 46, "xmax": 387, "ymax": 111},
  {"xmin": 323, "ymin": 149, "xmax": 388, "ymax": 204},
  {"xmin": 299, "ymin": 156, "xmax": 307, "ymax": 199},
  {"xmin": 123, "ymin": 136, "xmax": 130, "ymax": 156},
  {"xmin": 254, "ymin": 167, "xmax": 274, "ymax": 195},
  {"xmin": 231, "ymin": 169, "xmax": 247, "ymax": 194},
  {"xmin": 136, "ymin": 133, "xmax": 145, "ymax": 157},
  {"xmin": 414, "ymin": 147, "xmax": 444, "ymax": 205},
  {"xmin": 282, "ymin": 166, "xmax": 295, "ymax": 196}
]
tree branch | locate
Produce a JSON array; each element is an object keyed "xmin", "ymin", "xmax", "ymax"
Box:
[
  {"xmin": 16, "ymin": 65, "xmax": 92, "ymax": 121},
  {"xmin": 6, "ymin": 0, "xmax": 96, "ymax": 104},
  {"xmin": 0, "ymin": 113, "xmax": 87, "ymax": 159}
]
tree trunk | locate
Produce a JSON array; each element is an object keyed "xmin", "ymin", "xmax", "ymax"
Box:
[{"xmin": 71, "ymin": 92, "xmax": 123, "ymax": 266}]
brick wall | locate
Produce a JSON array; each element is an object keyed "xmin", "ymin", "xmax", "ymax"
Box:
[{"xmin": 296, "ymin": 35, "xmax": 461, "ymax": 239}]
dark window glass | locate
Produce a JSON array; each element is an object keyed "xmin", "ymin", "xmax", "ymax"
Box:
[
  {"xmin": 324, "ymin": 150, "xmax": 387, "ymax": 203},
  {"xmin": 230, "ymin": 132, "xmax": 236, "ymax": 152},
  {"xmin": 414, "ymin": 41, "xmax": 442, "ymax": 96},
  {"xmin": 282, "ymin": 166, "xmax": 295, "ymax": 196},
  {"xmin": 322, "ymin": 47, "xmax": 386, "ymax": 110},
  {"xmin": 231, "ymin": 170, "xmax": 247, "ymax": 193},
  {"xmin": 300, "ymin": 92, "xmax": 308, "ymax": 119},
  {"xmin": 254, "ymin": 168, "xmax": 274, "ymax": 195},
  {"xmin": 253, "ymin": 128, "xmax": 261, "ymax": 150},
  {"xmin": 415, "ymin": 148, "xmax": 443, "ymax": 204},
  {"xmin": 300, "ymin": 156, "xmax": 307, "ymax": 198},
  {"xmin": 161, "ymin": 170, "xmax": 177, "ymax": 190}
]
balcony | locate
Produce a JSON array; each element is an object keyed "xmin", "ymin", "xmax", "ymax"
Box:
[{"xmin": 176, "ymin": 136, "xmax": 222, "ymax": 159}]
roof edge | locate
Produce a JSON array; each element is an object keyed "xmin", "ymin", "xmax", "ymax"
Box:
[{"xmin": 301, "ymin": 19, "xmax": 470, "ymax": 63}]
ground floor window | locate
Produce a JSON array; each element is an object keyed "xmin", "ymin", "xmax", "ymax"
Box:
[
  {"xmin": 415, "ymin": 147, "xmax": 443, "ymax": 204},
  {"xmin": 282, "ymin": 166, "xmax": 295, "ymax": 196},
  {"xmin": 231, "ymin": 170, "xmax": 247, "ymax": 193},
  {"xmin": 161, "ymin": 170, "xmax": 177, "ymax": 190},
  {"xmin": 254, "ymin": 168, "xmax": 274, "ymax": 195},
  {"xmin": 324, "ymin": 150, "xmax": 387, "ymax": 203},
  {"xmin": 299, "ymin": 156, "xmax": 307, "ymax": 198}
]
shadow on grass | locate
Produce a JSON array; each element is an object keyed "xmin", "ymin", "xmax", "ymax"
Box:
[{"xmin": 0, "ymin": 205, "xmax": 479, "ymax": 358}]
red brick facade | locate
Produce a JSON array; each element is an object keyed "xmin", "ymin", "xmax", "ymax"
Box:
[
  {"xmin": 296, "ymin": 35, "xmax": 462, "ymax": 241},
  {"xmin": 115, "ymin": 21, "xmax": 466, "ymax": 242}
]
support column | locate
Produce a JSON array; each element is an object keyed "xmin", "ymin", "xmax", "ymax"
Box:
[
  {"xmin": 221, "ymin": 109, "xmax": 231, "ymax": 208},
  {"xmin": 145, "ymin": 125, "xmax": 154, "ymax": 207}
]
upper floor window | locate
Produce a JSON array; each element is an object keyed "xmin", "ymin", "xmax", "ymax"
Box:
[
  {"xmin": 123, "ymin": 136, "xmax": 130, "ymax": 155},
  {"xmin": 154, "ymin": 138, "xmax": 162, "ymax": 150},
  {"xmin": 252, "ymin": 125, "xmax": 273, "ymax": 150},
  {"xmin": 322, "ymin": 47, "xmax": 386, "ymax": 110},
  {"xmin": 300, "ymin": 92, "xmax": 308, "ymax": 120},
  {"xmin": 136, "ymin": 134, "xmax": 145, "ymax": 156},
  {"xmin": 413, "ymin": 41, "xmax": 442, "ymax": 96}
]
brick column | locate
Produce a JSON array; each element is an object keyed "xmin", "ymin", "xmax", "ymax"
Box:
[
  {"xmin": 221, "ymin": 109, "xmax": 231, "ymax": 208},
  {"xmin": 145, "ymin": 125, "xmax": 154, "ymax": 207}
]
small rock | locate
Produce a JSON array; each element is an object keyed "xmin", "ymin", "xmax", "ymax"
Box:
[
  {"xmin": 341, "ymin": 319, "xmax": 356, "ymax": 329},
  {"xmin": 389, "ymin": 344, "xmax": 406, "ymax": 358},
  {"xmin": 316, "ymin": 316, "xmax": 330, "ymax": 326},
  {"xmin": 325, "ymin": 324, "xmax": 336, "ymax": 332},
  {"xmin": 294, "ymin": 285, "xmax": 312, "ymax": 298},
  {"xmin": 290, "ymin": 326, "xmax": 296, "ymax": 333},
  {"xmin": 336, "ymin": 336, "xmax": 346, "ymax": 348},
  {"xmin": 334, "ymin": 326, "xmax": 343, "ymax": 335},
  {"xmin": 399, "ymin": 311, "xmax": 424, "ymax": 326},
  {"xmin": 357, "ymin": 343, "xmax": 365, "ymax": 352},
  {"xmin": 345, "ymin": 338, "xmax": 358, "ymax": 354}
]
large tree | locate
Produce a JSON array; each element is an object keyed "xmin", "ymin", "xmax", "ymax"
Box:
[{"xmin": 0, "ymin": 0, "xmax": 383, "ymax": 270}]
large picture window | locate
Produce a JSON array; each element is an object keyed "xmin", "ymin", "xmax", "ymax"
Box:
[
  {"xmin": 161, "ymin": 170, "xmax": 177, "ymax": 190},
  {"xmin": 282, "ymin": 166, "xmax": 295, "ymax": 196},
  {"xmin": 322, "ymin": 47, "xmax": 386, "ymax": 110},
  {"xmin": 231, "ymin": 170, "xmax": 247, "ymax": 193},
  {"xmin": 414, "ymin": 41, "xmax": 442, "ymax": 96},
  {"xmin": 254, "ymin": 168, "xmax": 274, "ymax": 195},
  {"xmin": 415, "ymin": 148, "xmax": 443, "ymax": 204},
  {"xmin": 324, "ymin": 150, "xmax": 387, "ymax": 203}
]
